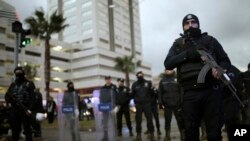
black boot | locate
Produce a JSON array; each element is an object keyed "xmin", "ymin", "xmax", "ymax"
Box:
[
  {"xmin": 157, "ymin": 128, "xmax": 162, "ymax": 136},
  {"xmin": 135, "ymin": 133, "xmax": 142, "ymax": 141},
  {"xmin": 148, "ymin": 133, "xmax": 156, "ymax": 141},
  {"xmin": 129, "ymin": 130, "xmax": 134, "ymax": 136},
  {"xmin": 117, "ymin": 130, "xmax": 122, "ymax": 137},
  {"xmin": 164, "ymin": 130, "xmax": 171, "ymax": 141}
]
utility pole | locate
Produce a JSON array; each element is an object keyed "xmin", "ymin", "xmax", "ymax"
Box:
[{"xmin": 12, "ymin": 21, "xmax": 23, "ymax": 68}]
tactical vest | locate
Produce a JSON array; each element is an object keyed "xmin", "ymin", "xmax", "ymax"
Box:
[
  {"xmin": 9, "ymin": 81, "xmax": 32, "ymax": 106},
  {"xmin": 175, "ymin": 34, "xmax": 217, "ymax": 86}
]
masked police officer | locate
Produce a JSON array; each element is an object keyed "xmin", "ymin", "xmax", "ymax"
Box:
[
  {"xmin": 5, "ymin": 67, "xmax": 36, "ymax": 141},
  {"xmin": 164, "ymin": 14, "xmax": 231, "ymax": 141},
  {"xmin": 62, "ymin": 82, "xmax": 81, "ymax": 141},
  {"xmin": 115, "ymin": 78, "xmax": 133, "ymax": 137},
  {"xmin": 131, "ymin": 71, "xmax": 155, "ymax": 141},
  {"xmin": 158, "ymin": 69, "xmax": 185, "ymax": 141}
]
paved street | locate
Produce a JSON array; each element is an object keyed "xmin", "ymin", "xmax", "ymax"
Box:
[
  {"xmin": 39, "ymin": 116, "xmax": 228, "ymax": 141},
  {"xmin": 0, "ymin": 116, "xmax": 228, "ymax": 141}
]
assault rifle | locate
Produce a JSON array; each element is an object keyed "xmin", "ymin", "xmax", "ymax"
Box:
[{"xmin": 180, "ymin": 33, "xmax": 245, "ymax": 108}]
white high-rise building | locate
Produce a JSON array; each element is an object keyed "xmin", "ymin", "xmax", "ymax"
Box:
[{"xmin": 48, "ymin": 0, "xmax": 152, "ymax": 93}]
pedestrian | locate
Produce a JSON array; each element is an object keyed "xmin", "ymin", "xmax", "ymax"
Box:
[
  {"xmin": 158, "ymin": 69, "xmax": 185, "ymax": 141},
  {"xmin": 31, "ymin": 88, "xmax": 44, "ymax": 137},
  {"xmin": 46, "ymin": 96, "xmax": 56, "ymax": 124},
  {"xmin": 164, "ymin": 14, "xmax": 231, "ymax": 141},
  {"xmin": 144, "ymin": 87, "xmax": 161, "ymax": 136},
  {"xmin": 5, "ymin": 67, "xmax": 36, "ymax": 141},
  {"xmin": 241, "ymin": 63, "xmax": 250, "ymax": 124},
  {"xmin": 115, "ymin": 78, "xmax": 133, "ymax": 137},
  {"xmin": 62, "ymin": 82, "xmax": 81, "ymax": 141},
  {"xmin": 131, "ymin": 71, "xmax": 155, "ymax": 141},
  {"xmin": 86, "ymin": 98, "xmax": 94, "ymax": 120}
]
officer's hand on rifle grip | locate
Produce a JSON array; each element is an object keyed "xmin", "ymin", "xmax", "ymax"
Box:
[
  {"xmin": 186, "ymin": 48, "xmax": 201, "ymax": 61},
  {"xmin": 212, "ymin": 68, "xmax": 221, "ymax": 79}
]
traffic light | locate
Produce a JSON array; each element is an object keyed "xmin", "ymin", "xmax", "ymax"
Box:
[{"xmin": 19, "ymin": 29, "xmax": 32, "ymax": 48}]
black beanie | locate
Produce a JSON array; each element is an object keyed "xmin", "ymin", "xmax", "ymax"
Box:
[
  {"xmin": 182, "ymin": 14, "xmax": 200, "ymax": 28},
  {"xmin": 14, "ymin": 66, "xmax": 25, "ymax": 74}
]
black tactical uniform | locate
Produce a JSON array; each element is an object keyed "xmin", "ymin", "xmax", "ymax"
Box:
[
  {"xmin": 115, "ymin": 78, "xmax": 133, "ymax": 136},
  {"xmin": 241, "ymin": 63, "xmax": 250, "ymax": 124},
  {"xmin": 158, "ymin": 71, "xmax": 185, "ymax": 141},
  {"xmin": 223, "ymin": 65, "xmax": 243, "ymax": 140},
  {"xmin": 131, "ymin": 71, "xmax": 155, "ymax": 140},
  {"xmin": 145, "ymin": 87, "xmax": 161, "ymax": 135},
  {"xmin": 164, "ymin": 14, "xmax": 231, "ymax": 141},
  {"xmin": 5, "ymin": 67, "xmax": 35, "ymax": 141}
]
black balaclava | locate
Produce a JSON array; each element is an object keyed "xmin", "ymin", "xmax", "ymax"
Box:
[
  {"xmin": 182, "ymin": 14, "xmax": 201, "ymax": 38},
  {"xmin": 67, "ymin": 82, "xmax": 75, "ymax": 92},
  {"xmin": 14, "ymin": 67, "xmax": 25, "ymax": 83}
]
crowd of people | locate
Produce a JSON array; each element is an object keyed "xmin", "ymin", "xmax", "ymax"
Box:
[{"xmin": 0, "ymin": 14, "xmax": 250, "ymax": 141}]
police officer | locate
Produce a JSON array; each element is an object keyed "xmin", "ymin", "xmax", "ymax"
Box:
[
  {"xmin": 158, "ymin": 69, "xmax": 185, "ymax": 141},
  {"xmin": 115, "ymin": 78, "xmax": 133, "ymax": 136},
  {"xmin": 62, "ymin": 82, "xmax": 81, "ymax": 141},
  {"xmin": 144, "ymin": 87, "xmax": 161, "ymax": 136},
  {"xmin": 99, "ymin": 76, "xmax": 118, "ymax": 141},
  {"xmin": 131, "ymin": 71, "xmax": 155, "ymax": 141},
  {"xmin": 164, "ymin": 14, "xmax": 231, "ymax": 141},
  {"xmin": 5, "ymin": 67, "xmax": 36, "ymax": 141},
  {"xmin": 241, "ymin": 63, "xmax": 250, "ymax": 124}
]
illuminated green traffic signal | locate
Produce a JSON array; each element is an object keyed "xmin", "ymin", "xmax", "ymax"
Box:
[{"xmin": 20, "ymin": 38, "xmax": 32, "ymax": 48}]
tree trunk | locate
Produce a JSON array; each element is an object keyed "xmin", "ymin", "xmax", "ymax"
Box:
[
  {"xmin": 125, "ymin": 71, "xmax": 130, "ymax": 87},
  {"xmin": 44, "ymin": 37, "xmax": 50, "ymax": 99}
]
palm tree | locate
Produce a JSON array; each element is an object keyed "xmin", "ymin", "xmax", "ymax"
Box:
[
  {"xmin": 114, "ymin": 56, "xmax": 140, "ymax": 87},
  {"xmin": 23, "ymin": 62, "xmax": 37, "ymax": 81},
  {"xmin": 25, "ymin": 8, "xmax": 68, "ymax": 99}
]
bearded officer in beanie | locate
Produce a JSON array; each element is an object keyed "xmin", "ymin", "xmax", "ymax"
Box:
[
  {"xmin": 131, "ymin": 71, "xmax": 155, "ymax": 141},
  {"xmin": 164, "ymin": 14, "xmax": 231, "ymax": 141},
  {"xmin": 5, "ymin": 67, "xmax": 36, "ymax": 141}
]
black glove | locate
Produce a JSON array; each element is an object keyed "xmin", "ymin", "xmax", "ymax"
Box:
[{"xmin": 186, "ymin": 48, "xmax": 201, "ymax": 61}]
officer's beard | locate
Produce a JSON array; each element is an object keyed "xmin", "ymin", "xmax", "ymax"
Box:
[
  {"xmin": 137, "ymin": 77, "xmax": 144, "ymax": 83},
  {"xmin": 15, "ymin": 74, "xmax": 25, "ymax": 83},
  {"xmin": 184, "ymin": 27, "xmax": 201, "ymax": 38}
]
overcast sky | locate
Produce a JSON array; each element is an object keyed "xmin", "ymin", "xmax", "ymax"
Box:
[{"xmin": 5, "ymin": 0, "xmax": 250, "ymax": 75}]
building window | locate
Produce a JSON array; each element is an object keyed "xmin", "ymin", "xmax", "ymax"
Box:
[
  {"xmin": 0, "ymin": 27, "xmax": 6, "ymax": 33},
  {"xmin": 64, "ymin": 0, "xmax": 76, "ymax": 6},
  {"xmin": 82, "ymin": 1, "xmax": 92, "ymax": 8}
]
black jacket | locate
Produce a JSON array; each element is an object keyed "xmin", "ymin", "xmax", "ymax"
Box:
[
  {"xmin": 131, "ymin": 79, "xmax": 152, "ymax": 104},
  {"xmin": 115, "ymin": 86, "xmax": 131, "ymax": 106},
  {"xmin": 5, "ymin": 79, "xmax": 36, "ymax": 111},
  {"xmin": 164, "ymin": 33, "xmax": 231, "ymax": 90},
  {"xmin": 158, "ymin": 76, "xmax": 181, "ymax": 107}
]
